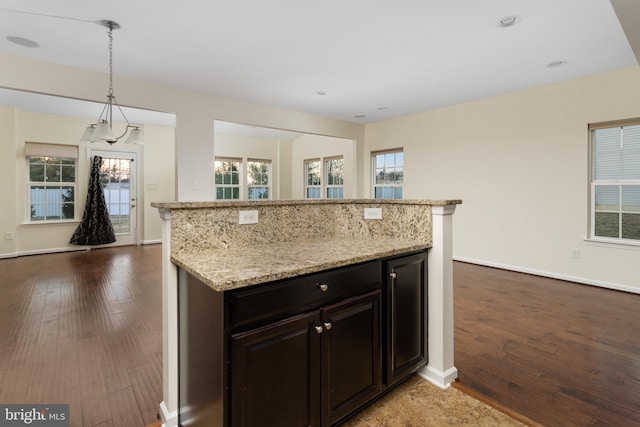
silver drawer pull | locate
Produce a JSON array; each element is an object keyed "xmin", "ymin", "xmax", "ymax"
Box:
[
  {"xmin": 318, "ymin": 283, "xmax": 329, "ymax": 292},
  {"xmin": 323, "ymin": 322, "xmax": 332, "ymax": 330},
  {"xmin": 389, "ymin": 272, "xmax": 397, "ymax": 279},
  {"xmin": 315, "ymin": 325, "xmax": 324, "ymax": 334}
]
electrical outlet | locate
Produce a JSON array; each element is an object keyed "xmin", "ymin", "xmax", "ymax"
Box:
[
  {"xmin": 364, "ymin": 208, "xmax": 382, "ymax": 220},
  {"xmin": 238, "ymin": 210, "xmax": 259, "ymax": 225},
  {"xmin": 570, "ymin": 248, "xmax": 580, "ymax": 259},
  {"xmin": 5, "ymin": 232, "xmax": 14, "ymax": 240}
]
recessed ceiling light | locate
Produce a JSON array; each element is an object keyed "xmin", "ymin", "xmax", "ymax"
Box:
[
  {"xmin": 6, "ymin": 36, "xmax": 39, "ymax": 48},
  {"xmin": 377, "ymin": 107, "xmax": 388, "ymax": 111},
  {"xmin": 547, "ymin": 60, "xmax": 567, "ymax": 68},
  {"xmin": 498, "ymin": 15, "xmax": 521, "ymax": 27},
  {"xmin": 316, "ymin": 90, "xmax": 327, "ymax": 96},
  {"xmin": 354, "ymin": 114, "xmax": 366, "ymax": 119}
]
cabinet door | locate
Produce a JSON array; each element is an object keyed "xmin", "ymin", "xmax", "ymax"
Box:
[
  {"xmin": 230, "ymin": 311, "xmax": 321, "ymax": 427},
  {"xmin": 321, "ymin": 291, "xmax": 382, "ymax": 426},
  {"xmin": 385, "ymin": 252, "xmax": 427, "ymax": 386}
]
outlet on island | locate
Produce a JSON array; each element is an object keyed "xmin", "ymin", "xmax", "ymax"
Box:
[
  {"xmin": 239, "ymin": 210, "xmax": 259, "ymax": 224},
  {"xmin": 364, "ymin": 208, "xmax": 382, "ymax": 220}
]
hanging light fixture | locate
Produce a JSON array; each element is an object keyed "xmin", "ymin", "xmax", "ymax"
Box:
[{"xmin": 80, "ymin": 20, "xmax": 143, "ymax": 145}]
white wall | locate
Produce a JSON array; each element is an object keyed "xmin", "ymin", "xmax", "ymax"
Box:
[
  {"xmin": 291, "ymin": 134, "xmax": 356, "ymax": 199},
  {"xmin": 365, "ymin": 66, "xmax": 640, "ymax": 292},
  {"xmin": 0, "ymin": 108, "xmax": 175, "ymax": 256}
]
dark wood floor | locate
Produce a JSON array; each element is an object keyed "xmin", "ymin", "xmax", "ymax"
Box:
[
  {"xmin": 454, "ymin": 261, "xmax": 640, "ymax": 426},
  {"xmin": 1, "ymin": 246, "xmax": 638, "ymax": 426},
  {"xmin": 0, "ymin": 246, "xmax": 162, "ymax": 427}
]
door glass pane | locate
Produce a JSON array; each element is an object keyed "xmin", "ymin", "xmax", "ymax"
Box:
[{"xmin": 100, "ymin": 157, "xmax": 131, "ymax": 234}]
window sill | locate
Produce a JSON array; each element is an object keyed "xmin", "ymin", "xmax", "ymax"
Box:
[{"xmin": 583, "ymin": 237, "xmax": 640, "ymax": 251}]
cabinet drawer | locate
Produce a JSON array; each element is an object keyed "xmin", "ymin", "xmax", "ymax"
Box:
[{"xmin": 227, "ymin": 260, "xmax": 381, "ymax": 330}]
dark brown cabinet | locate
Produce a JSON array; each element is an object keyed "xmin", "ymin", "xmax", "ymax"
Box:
[
  {"xmin": 384, "ymin": 252, "xmax": 427, "ymax": 386},
  {"xmin": 230, "ymin": 311, "xmax": 321, "ymax": 427},
  {"xmin": 321, "ymin": 291, "xmax": 381, "ymax": 425},
  {"xmin": 230, "ymin": 291, "xmax": 381, "ymax": 427},
  {"xmin": 178, "ymin": 251, "xmax": 427, "ymax": 427}
]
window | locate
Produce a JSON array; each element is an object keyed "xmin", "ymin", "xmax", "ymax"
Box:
[
  {"xmin": 304, "ymin": 157, "xmax": 344, "ymax": 199},
  {"xmin": 247, "ymin": 159, "xmax": 271, "ymax": 200},
  {"xmin": 372, "ymin": 149, "xmax": 403, "ymax": 199},
  {"xmin": 215, "ymin": 158, "xmax": 241, "ymax": 200},
  {"xmin": 590, "ymin": 121, "xmax": 640, "ymax": 242},
  {"xmin": 325, "ymin": 157, "xmax": 344, "ymax": 199},
  {"xmin": 26, "ymin": 142, "xmax": 78, "ymax": 222},
  {"xmin": 305, "ymin": 159, "xmax": 322, "ymax": 199}
]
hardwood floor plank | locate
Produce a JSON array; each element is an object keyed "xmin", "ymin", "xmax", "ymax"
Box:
[
  {"xmin": 107, "ymin": 386, "xmax": 145, "ymax": 427},
  {"xmin": 454, "ymin": 261, "xmax": 640, "ymax": 426}
]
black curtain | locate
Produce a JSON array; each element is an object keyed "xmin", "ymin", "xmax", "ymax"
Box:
[{"xmin": 70, "ymin": 155, "xmax": 116, "ymax": 245}]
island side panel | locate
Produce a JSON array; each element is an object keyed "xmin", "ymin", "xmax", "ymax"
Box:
[{"xmin": 178, "ymin": 268, "xmax": 226, "ymax": 427}]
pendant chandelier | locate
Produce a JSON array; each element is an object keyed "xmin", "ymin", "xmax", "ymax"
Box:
[{"xmin": 80, "ymin": 20, "xmax": 143, "ymax": 145}]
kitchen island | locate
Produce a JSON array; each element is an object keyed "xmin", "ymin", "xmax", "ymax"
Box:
[{"xmin": 152, "ymin": 199, "xmax": 461, "ymax": 427}]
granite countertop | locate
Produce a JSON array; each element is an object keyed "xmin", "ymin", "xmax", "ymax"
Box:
[
  {"xmin": 172, "ymin": 237, "xmax": 430, "ymax": 292},
  {"xmin": 152, "ymin": 198, "xmax": 462, "ymax": 210}
]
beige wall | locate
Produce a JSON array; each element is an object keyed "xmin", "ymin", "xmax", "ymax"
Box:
[
  {"xmin": 0, "ymin": 53, "xmax": 365, "ymax": 203},
  {"xmin": 0, "ymin": 109, "xmax": 175, "ymax": 256},
  {"xmin": 0, "ymin": 106, "xmax": 17, "ymax": 255},
  {"xmin": 365, "ymin": 66, "xmax": 640, "ymax": 292}
]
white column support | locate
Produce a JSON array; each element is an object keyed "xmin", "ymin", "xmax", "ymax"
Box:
[
  {"xmin": 158, "ymin": 208, "xmax": 179, "ymax": 427},
  {"xmin": 418, "ymin": 204, "xmax": 458, "ymax": 389}
]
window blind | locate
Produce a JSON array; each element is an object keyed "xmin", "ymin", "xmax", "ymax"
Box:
[{"xmin": 25, "ymin": 142, "xmax": 79, "ymax": 159}]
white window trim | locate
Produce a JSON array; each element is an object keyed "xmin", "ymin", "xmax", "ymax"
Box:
[
  {"xmin": 304, "ymin": 158, "xmax": 322, "ymax": 199},
  {"xmin": 324, "ymin": 156, "xmax": 344, "ymax": 199},
  {"xmin": 26, "ymin": 142, "xmax": 79, "ymax": 223},
  {"xmin": 246, "ymin": 158, "xmax": 272, "ymax": 200},
  {"xmin": 303, "ymin": 156, "xmax": 345, "ymax": 199},
  {"xmin": 371, "ymin": 148, "xmax": 404, "ymax": 199},
  {"xmin": 588, "ymin": 119, "xmax": 640, "ymax": 245},
  {"xmin": 215, "ymin": 157, "xmax": 242, "ymax": 200}
]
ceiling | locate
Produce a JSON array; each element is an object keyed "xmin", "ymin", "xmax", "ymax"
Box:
[{"xmin": 0, "ymin": 0, "xmax": 638, "ymax": 124}]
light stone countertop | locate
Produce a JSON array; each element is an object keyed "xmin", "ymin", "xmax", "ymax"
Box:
[
  {"xmin": 152, "ymin": 198, "xmax": 462, "ymax": 210},
  {"xmin": 172, "ymin": 236, "xmax": 430, "ymax": 292}
]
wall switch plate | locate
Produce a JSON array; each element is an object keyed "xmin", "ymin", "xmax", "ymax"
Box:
[
  {"xmin": 364, "ymin": 208, "xmax": 382, "ymax": 220},
  {"xmin": 5, "ymin": 232, "xmax": 14, "ymax": 240},
  {"xmin": 570, "ymin": 248, "xmax": 580, "ymax": 259},
  {"xmin": 239, "ymin": 210, "xmax": 259, "ymax": 225}
]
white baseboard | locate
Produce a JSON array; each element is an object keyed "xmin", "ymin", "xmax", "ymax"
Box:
[
  {"xmin": 454, "ymin": 256, "xmax": 640, "ymax": 295},
  {"xmin": 16, "ymin": 246, "xmax": 90, "ymax": 257},
  {"xmin": 159, "ymin": 401, "xmax": 178, "ymax": 427},
  {"xmin": 418, "ymin": 365, "xmax": 458, "ymax": 390},
  {"xmin": 141, "ymin": 239, "xmax": 162, "ymax": 245},
  {"xmin": 0, "ymin": 252, "xmax": 18, "ymax": 259}
]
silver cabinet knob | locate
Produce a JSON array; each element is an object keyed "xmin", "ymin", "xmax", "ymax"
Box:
[
  {"xmin": 315, "ymin": 325, "xmax": 323, "ymax": 334},
  {"xmin": 318, "ymin": 283, "xmax": 329, "ymax": 292},
  {"xmin": 389, "ymin": 272, "xmax": 397, "ymax": 279},
  {"xmin": 323, "ymin": 322, "xmax": 332, "ymax": 330}
]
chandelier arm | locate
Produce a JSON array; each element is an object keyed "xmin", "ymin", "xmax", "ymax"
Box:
[
  {"xmin": 111, "ymin": 96, "xmax": 132, "ymax": 127},
  {"xmin": 114, "ymin": 125, "xmax": 135, "ymax": 141},
  {"xmin": 96, "ymin": 101, "xmax": 109, "ymax": 123}
]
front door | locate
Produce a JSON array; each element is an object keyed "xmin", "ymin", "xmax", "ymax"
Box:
[{"xmin": 92, "ymin": 150, "xmax": 138, "ymax": 246}]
